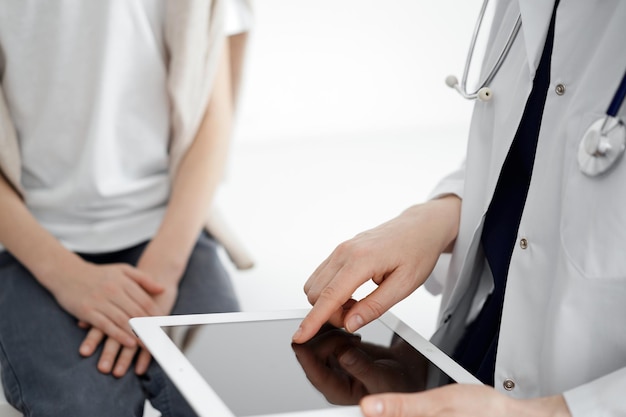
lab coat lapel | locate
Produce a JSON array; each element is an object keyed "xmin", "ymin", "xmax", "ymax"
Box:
[{"xmin": 518, "ymin": 0, "xmax": 556, "ymax": 79}]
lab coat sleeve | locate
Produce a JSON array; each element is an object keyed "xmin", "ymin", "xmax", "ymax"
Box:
[
  {"xmin": 427, "ymin": 159, "xmax": 466, "ymax": 202},
  {"xmin": 563, "ymin": 367, "xmax": 626, "ymax": 417},
  {"xmin": 422, "ymin": 159, "xmax": 466, "ymax": 295}
]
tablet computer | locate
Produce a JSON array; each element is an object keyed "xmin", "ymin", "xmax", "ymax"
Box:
[{"xmin": 130, "ymin": 309, "xmax": 480, "ymax": 417}]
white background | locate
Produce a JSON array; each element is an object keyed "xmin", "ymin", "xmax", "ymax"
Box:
[
  {"xmin": 235, "ymin": 0, "xmax": 479, "ymax": 143},
  {"xmin": 220, "ymin": 0, "xmax": 482, "ymax": 338}
]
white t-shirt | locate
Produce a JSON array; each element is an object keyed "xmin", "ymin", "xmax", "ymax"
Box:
[
  {"xmin": 226, "ymin": 0, "xmax": 253, "ymax": 35},
  {"xmin": 0, "ymin": 0, "xmax": 250, "ymax": 254},
  {"xmin": 1, "ymin": 1, "xmax": 171, "ymax": 253}
]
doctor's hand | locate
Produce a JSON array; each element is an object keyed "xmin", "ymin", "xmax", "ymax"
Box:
[
  {"xmin": 293, "ymin": 195, "xmax": 461, "ymax": 344},
  {"xmin": 292, "ymin": 325, "xmax": 427, "ymax": 405},
  {"xmin": 359, "ymin": 384, "xmax": 572, "ymax": 417}
]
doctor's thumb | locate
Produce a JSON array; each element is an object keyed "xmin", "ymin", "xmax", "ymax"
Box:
[
  {"xmin": 345, "ymin": 288, "xmax": 402, "ymax": 334},
  {"xmin": 360, "ymin": 394, "xmax": 413, "ymax": 417}
]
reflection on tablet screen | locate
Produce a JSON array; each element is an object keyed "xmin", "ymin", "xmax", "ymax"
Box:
[{"xmin": 162, "ymin": 318, "xmax": 452, "ymax": 417}]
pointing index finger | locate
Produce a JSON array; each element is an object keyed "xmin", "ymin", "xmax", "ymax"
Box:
[{"xmin": 293, "ymin": 292, "xmax": 351, "ymax": 344}]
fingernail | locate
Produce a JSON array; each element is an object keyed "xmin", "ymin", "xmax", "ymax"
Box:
[
  {"xmin": 79, "ymin": 344, "xmax": 90, "ymax": 356},
  {"xmin": 339, "ymin": 349, "xmax": 357, "ymax": 366},
  {"xmin": 135, "ymin": 366, "xmax": 145, "ymax": 375},
  {"xmin": 100, "ymin": 360, "xmax": 110, "ymax": 371},
  {"xmin": 346, "ymin": 314, "xmax": 364, "ymax": 333},
  {"xmin": 362, "ymin": 398, "xmax": 384, "ymax": 416},
  {"xmin": 292, "ymin": 326, "xmax": 303, "ymax": 341}
]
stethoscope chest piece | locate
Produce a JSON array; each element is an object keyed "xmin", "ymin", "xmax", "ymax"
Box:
[{"xmin": 577, "ymin": 116, "xmax": 626, "ymax": 177}]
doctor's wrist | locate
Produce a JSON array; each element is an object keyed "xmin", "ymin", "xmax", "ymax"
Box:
[
  {"xmin": 513, "ymin": 394, "xmax": 572, "ymax": 417},
  {"xmin": 410, "ymin": 194, "xmax": 461, "ymax": 254}
]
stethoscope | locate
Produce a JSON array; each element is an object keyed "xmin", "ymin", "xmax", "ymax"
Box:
[
  {"xmin": 445, "ymin": 0, "xmax": 521, "ymax": 102},
  {"xmin": 445, "ymin": 0, "xmax": 626, "ymax": 177},
  {"xmin": 577, "ymin": 72, "xmax": 626, "ymax": 177}
]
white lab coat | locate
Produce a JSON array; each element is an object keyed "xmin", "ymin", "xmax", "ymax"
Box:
[{"xmin": 426, "ymin": 0, "xmax": 626, "ymax": 415}]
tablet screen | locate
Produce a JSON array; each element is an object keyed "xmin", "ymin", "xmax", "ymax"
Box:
[{"xmin": 161, "ymin": 318, "xmax": 453, "ymax": 417}]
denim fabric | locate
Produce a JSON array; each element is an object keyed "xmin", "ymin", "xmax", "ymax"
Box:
[{"xmin": 0, "ymin": 232, "xmax": 239, "ymax": 416}]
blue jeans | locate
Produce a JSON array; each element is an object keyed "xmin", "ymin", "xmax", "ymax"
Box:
[{"xmin": 0, "ymin": 232, "xmax": 240, "ymax": 417}]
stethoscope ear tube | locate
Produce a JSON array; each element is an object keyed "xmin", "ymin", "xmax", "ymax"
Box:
[
  {"xmin": 445, "ymin": 76, "xmax": 493, "ymax": 102},
  {"xmin": 446, "ymin": 0, "xmax": 521, "ymax": 102}
]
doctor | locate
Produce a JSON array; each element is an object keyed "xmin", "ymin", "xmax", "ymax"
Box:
[{"xmin": 293, "ymin": 0, "xmax": 626, "ymax": 416}]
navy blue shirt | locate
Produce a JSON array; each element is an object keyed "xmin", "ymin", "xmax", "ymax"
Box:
[{"xmin": 451, "ymin": 1, "xmax": 560, "ymax": 386}]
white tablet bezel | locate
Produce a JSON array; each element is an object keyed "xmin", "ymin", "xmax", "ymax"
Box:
[{"xmin": 130, "ymin": 309, "xmax": 480, "ymax": 417}]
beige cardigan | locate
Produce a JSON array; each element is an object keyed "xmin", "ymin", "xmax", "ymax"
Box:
[{"xmin": 0, "ymin": 0, "xmax": 254, "ymax": 270}]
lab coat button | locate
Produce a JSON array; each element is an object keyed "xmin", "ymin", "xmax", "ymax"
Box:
[
  {"xmin": 503, "ymin": 379, "xmax": 516, "ymax": 391},
  {"xmin": 555, "ymin": 84, "xmax": 566, "ymax": 95},
  {"xmin": 520, "ymin": 238, "xmax": 528, "ymax": 249}
]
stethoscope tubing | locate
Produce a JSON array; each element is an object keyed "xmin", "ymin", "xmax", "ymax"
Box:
[
  {"xmin": 580, "ymin": 69, "xmax": 626, "ymax": 177},
  {"xmin": 452, "ymin": 1, "xmax": 626, "ymax": 177},
  {"xmin": 606, "ymin": 69, "xmax": 626, "ymax": 118},
  {"xmin": 462, "ymin": 15, "xmax": 521, "ymax": 97},
  {"xmin": 459, "ymin": 0, "xmax": 490, "ymax": 92}
]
